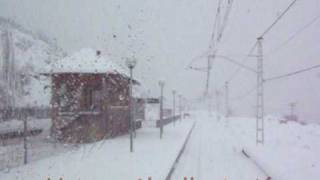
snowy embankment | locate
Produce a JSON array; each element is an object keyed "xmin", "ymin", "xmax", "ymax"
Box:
[
  {"xmin": 0, "ymin": 117, "xmax": 195, "ymax": 180},
  {"xmin": 229, "ymin": 116, "xmax": 320, "ymax": 179},
  {"xmin": 171, "ymin": 111, "xmax": 319, "ymax": 180}
]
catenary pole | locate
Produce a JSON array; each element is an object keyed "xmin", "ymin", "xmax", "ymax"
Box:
[{"xmin": 256, "ymin": 37, "xmax": 265, "ymax": 145}]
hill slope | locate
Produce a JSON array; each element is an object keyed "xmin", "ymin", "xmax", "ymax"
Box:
[{"xmin": 0, "ymin": 18, "xmax": 65, "ymax": 107}]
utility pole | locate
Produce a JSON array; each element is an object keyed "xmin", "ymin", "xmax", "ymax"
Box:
[
  {"xmin": 288, "ymin": 102, "xmax": 298, "ymax": 121},
  {"xmin": 172, "ymin": 90, "xmax": 176, "ymax": 126},
  {"xmin": 205, "ymin": 55, "xmax": 213, "ymax": 97},
  {"xmin": 23, "ymin": 111, "xmax": 28, "ymax": 164},
  {"xmin": 256, "ymin": 37, "xmax": 265, "ymax": 145},
  {"xmin": 204, "ymin": 54, "xmax": 214, "ymax": 116},
  {"xmin": 225, "ymin": 81, "xmax": 229, "ymax": 118},
  {"xmin": 289, "ymin": 102, "xmax": 296, "ymax": 117},
  {"xmin": 206, "ymin": 55, "xmax": 214, "ymax": 117},
  {"xmin": 215, "ymin": 89, "xmax": 221, "ymax": 120},
  {"xmin": 178, "ymin": 94, "xmax": 182, "ymax": 121},
  {"xmin": 129, "ymin": 68, "xmax": 134, "ymax": 152},
  {"xmin": 159, "ymin": 80, "xmax": 165, "ymax": 139}
]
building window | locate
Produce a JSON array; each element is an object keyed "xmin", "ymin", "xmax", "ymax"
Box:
[
  {"xmin": 58, "ymin": 82, "xmax": 71, "ymax": 111},
  {"xmin": 83, "ymin": 87, "xmax": 101, "ymax": 111}
]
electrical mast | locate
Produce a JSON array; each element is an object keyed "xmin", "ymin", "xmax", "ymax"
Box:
[
  {"xmin": 225, "ymin": 81, "xmax": 229, "ymax": 117},
  {"xmin": 205, "ymin": 55, "xmax": 214, "ymax": 96},
  {"xmin": 256, "ymin": 37, "xmax": 264, "ymax": 145},
  {"xmin": 289, "ymin": 102, "xmax": 297, "ymax": 117},
  {"xmin": 215, "ymin": 89, "xmax": 222, "ymax": 120},
  {"xmin": 187, "ymin": 0, "xmax": 234, "ymax": 98}
]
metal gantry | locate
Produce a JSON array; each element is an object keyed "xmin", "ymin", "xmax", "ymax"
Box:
[{"xmin": 186, "ymin": 0, "xmax": 234, "ymax": 98}]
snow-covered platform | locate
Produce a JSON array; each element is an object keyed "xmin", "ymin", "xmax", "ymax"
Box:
[{"xmin": 0, "ymin": 116, "xmax": 195, "ymax": 180}]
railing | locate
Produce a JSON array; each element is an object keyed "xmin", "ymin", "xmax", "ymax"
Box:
[
  {"xmin": 0, "ymin": 107, "xmax": 50, "ymax": 120},
  {"xmin": 58, "ymin": 111, "xmax": 100, "ymax": 116},
  {"xmin": 0, "ymin": 129, "xmax": 42, "ymax": 141},
  {"xmin": 156, "ymin": 115, "xmax": 181, "ymax": 128}
]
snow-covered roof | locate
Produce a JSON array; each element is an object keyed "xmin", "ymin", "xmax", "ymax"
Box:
[{"xmin": 48, "ymin": 48, "xmax": 128, "ymax": 76}]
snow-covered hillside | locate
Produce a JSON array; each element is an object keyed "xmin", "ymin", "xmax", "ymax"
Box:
[{"xmin": 0, "ymin": 18, "xmax": 65, "ymax": 107}]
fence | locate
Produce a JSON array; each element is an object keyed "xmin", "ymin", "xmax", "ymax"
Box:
[
  {"xmin": 0, "ymin": 115, "xmax": 76, "ymax": 171},
  {"xmin": 156, "ymin": 115, "xmax": 182, "ymax": 128},
  {"xmin": 0, "ymin": 107, "xmax": 50, "ymax": 121}
]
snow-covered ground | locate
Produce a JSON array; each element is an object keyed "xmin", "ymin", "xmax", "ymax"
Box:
[
  {"xmin": 172, "ymin": 111, "xmax": 320, "ymax": 180},
  {"xmin": 0, "ymin": 118, "xmax": 76, "ymax": 170},
  {"xmin": 172, "ymin": 111, "xmax": 266, "ymax": 180},
  {"xmin": 1, "ymin": 111, "xmax": 319, "ymax": 180},
  {"xmin": 236, "ymin": 116, "xmax": 320, "ymax": 179},
  {"xmin": 0, "ymin": 117, "xmax": 195, "ymax": 180}
]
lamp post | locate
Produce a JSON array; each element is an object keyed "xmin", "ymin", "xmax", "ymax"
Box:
[
  {"xmin": 159, "ymin": 80, "xmax": 165, "ymax": 139},
  {"xmin": 126, "ymin": 58, "xmax": 137, "ymax": 153},
  {"xmin": 172, "ymin": 89, "xmax": 176, "ymax": 126}
]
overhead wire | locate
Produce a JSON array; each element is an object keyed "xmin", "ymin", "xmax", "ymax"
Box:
[
  {"xmin": 264, "ymin": 64, "xmax": 320, "ymax": 82},
  {"xmin": 216, "ymin": 0, "xmax": 306, "ymax": 116},
  {"xmin": 225, "ymin": 0, "xmax": 300, "ymax": 99},
  {"xmin": 266, "ymin": 14, "xmax": 320, "ymax": 56},
  {"xmin": 225, "ymin": 0, "xmax": 299, "ymax": 86},
  {"xmin": 259, "ymin": 0, "xmax": 298, "ymax": 38},
  {"xmin": 187, "ymin": 0, "xmax": 234, "ymax": 71},
  {"xmin": 225, "ymin": 42, "xmax": 258, "ymax": 84},
  {"xmin": 230, "ymin": 85, "xmax": 257, "ymax": 101}
]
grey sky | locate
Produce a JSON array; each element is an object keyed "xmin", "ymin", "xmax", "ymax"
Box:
[{"xmin": 0, "ymin": 0, "xmax": 319, "ymax": 121}]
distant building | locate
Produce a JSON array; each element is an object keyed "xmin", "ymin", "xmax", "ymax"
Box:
[
  {"xmin": 45, "ymin": 49, "xmax": 140, "ymax": 143},
  {"xmin": 281, "ymin": 114, "xmax": 299, "ymax": 124}
]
